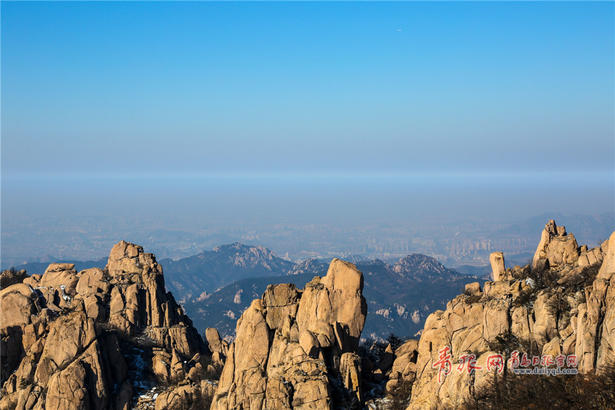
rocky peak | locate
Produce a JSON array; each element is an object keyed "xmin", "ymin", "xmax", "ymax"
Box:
[
  {"xmin": 489, "ymin": 251, "xmax": 505, "ymax": 281},
  {"xmin": 211, "ymin": 242, "xmax": 280, "ymax": 267},
  {"xmin": 287, "ymin": 258, "xmax": 328, "ymax": 276},
  {"xmin": 107, "ymin": 240, "xmax": 161, "ymax": 277},
  {"xmin": 392, "ymin": 254, "xmax": 450, "ymax": 279},
  {"xmin": 532, "ymin": 219, "xmax": 579, "ymax": 271},
  {"xmin": 598, "ymin": 231, "xmax": 615, "ymax": 278},
  {"xmin": 0, "ymin": 241, "xmax": 212, "ymax": 410},
  {"xmin": 401, "ymin": 222, "xmax": 614, "ymax": 409},
  {"xmin": 211, "ymin": 258, "xmax": 368, "ymax": 409}
]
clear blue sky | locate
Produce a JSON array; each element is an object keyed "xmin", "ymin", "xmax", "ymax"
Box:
[{"xmin": 2, "ymin": 1, "xmax": 613, "ymax": 177}]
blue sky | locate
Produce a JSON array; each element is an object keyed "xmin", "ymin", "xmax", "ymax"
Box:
[{"xmin": 2, "ymin": 1, "xmax": 613, "ymax": 177}]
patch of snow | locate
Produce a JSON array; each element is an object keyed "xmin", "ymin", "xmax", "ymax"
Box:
[
  {"xmin": 197, "ymin": 291, "xmax": 209, "ymax": 302},
  {"xmin": 411, "ymin": 310, "xmax": 421, "ymax": 324},
  {"xmin": 233, "ymin": 289, "xmax": 243, "ymax": 304}
]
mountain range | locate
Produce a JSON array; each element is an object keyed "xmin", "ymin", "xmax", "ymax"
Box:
[{"xmin": 183, "ymin": 254, "xmax": 477, "ymax": 340}]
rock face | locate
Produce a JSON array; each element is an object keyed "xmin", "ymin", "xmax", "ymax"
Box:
[
  {"xmin": 489, "ymin": 251, "xmax": 505, "ymax": 281},
  {"xmin": 532, "ymin": 219, "xmax": 579, "ymax": 271},
  {"xmin": 0, "ymin": 268, "xmax": 28, "ymax": 289},
  {"xmin": 187, "ymin": 253, "xmax": 472, "ymax": 341},
  {"xmin": 211, "ymin": 258, "xmax": 368, "ymax": 409},
  {"xmin": 385, "ymin": 339, "xmax": 419, "ymax": 395},
  {"xmin": 205, "ymin": 327, "xmax": 229, "ymax": 374},
  {"xmin": 406, "ymin": 221, "xmax": 614, "ymax": 409},
  {"xmin": 0, "ymin": 241, "xmax": 210, "ymax": 410}
]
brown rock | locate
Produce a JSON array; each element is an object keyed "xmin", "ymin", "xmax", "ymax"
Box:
[
  {"xmin": 262, "ymin": 283, "xmax": 300, "ymax": 330},
  {"xmin": 532, "ymin": 220, "xmax": 579, "ymax": 271},
  {"xmin": 205, "ymin": 327, "xmax": 227, "ymax": 356},
  {"xmin": 40, "ymin": 263, "xmax": 79, "ymax": 293},
  {"xmin": 464, "ymin": 282, "xmax": 482, "ymax": 296},
  {"xmin": 155, "ymin": 380, "xmax": 215, "ymax": 410},
  {"xmin": 296, "ymin": 259, "xmax": 367, "ymax": 353},
  {"xmin": 0, "ymin": 241, "xmax": 208, "ymax": 410},
  {"xmin": 0, "ymin": 283, "xmax": 35, "ymax": 329},
  {"xmin": 0, "ymin": 269, "xmax": 28, "ymax": 289},
  {"xmin": 75, "ymin": 268, "xmax": 108, "ymax": 297},
  {"xmin": 407, "ymin": 225, "xmax": 615, "ymax": 408},
  {"xmin": 340, "ymin": 352, "xmax": 362, "ymax": 402},
  {"xmin": 489, "ymin": 252, "xmax": 506, "ymax": 281},
  {"xmin": 212, "ymin": 258, "xmax": 367, "ymax": 410}
]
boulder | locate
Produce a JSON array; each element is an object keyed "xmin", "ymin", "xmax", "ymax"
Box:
[
  {"xmin": 205, "ymin": 327, "xmax": 226, "ymax": 355},
  {"xmin": 0, "ymin": 284, "xmax": 36, "ymax": 329},
  {"xmin": 0, "ymin": 269, "xmax": 28, "ymax": 289},
  {"xmin": 489, "ymin": 252, "xmax": 506, "ymax": 281},
  {"xmin": 40, "ymin": 263, "xmax": 79, "ymax": 294},
  {"xmin": 340, "ymin": 352, "xmax": 362, "ymax": 402},
  {"xmin": 296, "ymin": 258, "xmax": 367, "ymax": 353},
  {"xmin": 532, "ymin": 220, "xmax": 579, "ymax": 271},
  {"xmin": 262, "ymin": 283, "xmax": 300, "ymax": 330}
]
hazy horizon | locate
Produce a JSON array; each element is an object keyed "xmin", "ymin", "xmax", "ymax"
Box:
[
  {"xmin": 2, "ymin": 2, "xmax": 613, "ymax": 267},
  {"xmin": 2, "ymin": 172, "xmax": 613, "ymax": 268}
]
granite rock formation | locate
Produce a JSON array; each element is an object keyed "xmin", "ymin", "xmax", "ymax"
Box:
[
  {"xmin": 0, "ymin": 241, "xmax": 211, "ymax": 410},
  {"xmin": 210, "ymin": 258, "xmax": 368, "ymax": 409},
  {"xmin": 404, "ymin": 221, "xmax": 614, "ymax": 409}
]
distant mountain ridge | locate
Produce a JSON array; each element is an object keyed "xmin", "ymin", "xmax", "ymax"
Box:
[
  {"xmin": 159, "ymin": 242, "xmax": 295, "ymax": 300},
  {"xmin": 8, "ymin": 242, "xmax": 310, "ymax": 301},
  {"xmin": 183, "ymin": 252, "xmax": 477, "ymax": 339}
]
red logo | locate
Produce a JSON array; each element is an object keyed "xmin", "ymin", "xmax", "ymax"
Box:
[
  {"xmin": 486, "ymin": 354, "xmax": 504, "ymax": 374},
  {"xmin": 458, "ymin": 354, "xmax": 482, "ymax": 374},
  {"xmin": 432, "ymin": 346, "xmax": 452, "ymax": 383}
]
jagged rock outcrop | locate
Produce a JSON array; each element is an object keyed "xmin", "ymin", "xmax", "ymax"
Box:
[
  {"xmin": 154, "ymin": 380, "xmax": 216, "ymax": 410},
  {"xmin": 532, "ymin": 219, "xmax": 579, "ymax": 271},
  {"xmin": 0, "ymin": 269, "xmax": 28, "ymax": 289},
  {"xmin": 489, "ymin": 252, "xmax": 505, "ymax": 281},
  {"xmin": 185, "ymin": 252, "xmax": 471, "ymax": 341},
  {"xmin": 205, "ymin": 327, "xmax": 229, "ymax": 373},
  {"xmin": 385, "ymin": 339, "xmax": 418, "ymax": 395},
  {"xmin": 211, "ymin": 258, "xmax": 368, "ymax": 409},
  {"xmin": 405, "ymin": 221, "xmax": 613, "ymax": 409},
  {"xmin": 0, "ymin": 241, "xmax": 210, "ymax": 410}
]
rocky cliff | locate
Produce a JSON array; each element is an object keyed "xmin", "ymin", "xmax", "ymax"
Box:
[
  {"xmin": 0, "ymin": 241, "xmax": 213, "ymax": 410},
  {"xmin": 393, "ymin": 220, "xmax": 615, "ymax": 409},
  {"xmin": 210, "ymin": 258, "xmax": 368, "ymax": 409}
]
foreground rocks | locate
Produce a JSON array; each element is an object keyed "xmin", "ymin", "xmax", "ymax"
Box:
[
  {"xmin": 0, "ymin": 241, "xmax": 211, "ymax": 410},
  {"xmin": 405, "ymin": 221, "xmax": 615, "ymax": 409},
  {"xmin": 2, "ymin": 220, "xmax": 611, "ymax": 410},
  {"xmin": 211, "ymin": 258, "xmax": 368, "ymax": 409}
]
